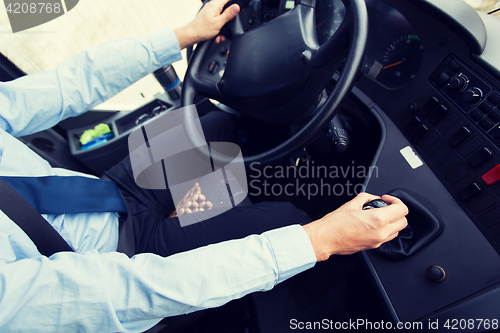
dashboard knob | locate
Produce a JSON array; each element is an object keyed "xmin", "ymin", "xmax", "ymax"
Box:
[
  {"xmin": 462, "ymin": 87, "xmax": 482, "ymax": 105},
  {"xmin": 448, "ymin": 75, "xmax": 467, "ymax": 91},
  {"xmin": 426, "ymin": 264, "xmax": 447, "ymax": 283}
]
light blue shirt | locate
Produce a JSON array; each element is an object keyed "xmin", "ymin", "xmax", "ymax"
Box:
[{"xmin": 0, "ymin": 27, "xmax": 317, "ymax": 332}]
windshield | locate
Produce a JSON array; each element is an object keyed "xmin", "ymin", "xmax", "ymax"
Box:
[
  {"xmin": 463, "ymin": 0, "xmax": 500, "ymax": 17},
  {"xmin": 0, "ymin": 0, "xmax": 499, "ymax": 110},
  {"xmin": 0, "ymin": 0, "xmax": 201, "ymax": 110}
]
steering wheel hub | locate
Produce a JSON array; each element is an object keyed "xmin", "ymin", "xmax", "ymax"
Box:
[{"xmin": 220, "ymin": 4, "xmax": 318, "ymax": 110}]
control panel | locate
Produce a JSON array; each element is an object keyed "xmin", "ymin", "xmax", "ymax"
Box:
[
  {"xmin": 434, "ymin": 57, "xmax": 500, "ymax": 148},
  {"xmin": 199, "ymin": 39, "xmax": 231, "ymax": 84},
  {"xmin": 402, "ymin": 56, "xmax": 500, "ymax": 255}
]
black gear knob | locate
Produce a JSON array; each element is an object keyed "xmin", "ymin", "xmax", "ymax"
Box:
[{"xmin": 362, "ymin": 199, "xmax": 389, "ymax": 210}]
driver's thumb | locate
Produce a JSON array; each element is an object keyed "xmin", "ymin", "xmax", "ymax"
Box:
[{"xmin": 221, "ymin": 4, "xmax": 240, "ymax": 24}]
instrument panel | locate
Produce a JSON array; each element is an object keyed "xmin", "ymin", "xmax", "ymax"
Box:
[
  {"xmin": 361, "ymin": 0, "xmax": 424, "ymax": 89},
  {"xmin": 202, "ymin": 0, "xmax": 425, "ymax": 90}
]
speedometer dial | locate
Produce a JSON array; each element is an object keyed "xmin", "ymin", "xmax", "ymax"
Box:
[{"xmin": 367, "ymin": 34, "xmax": 424, "ymax": 89}]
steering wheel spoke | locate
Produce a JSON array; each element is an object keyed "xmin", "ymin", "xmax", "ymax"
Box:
[
  {"xmin": 194, "ymin": 77, "xmax": 226, "ymax": 102},
  {"xmin": 182, "ymin": 0, "xmax": 368, "ymax": 166},
  {"xmin": 225, "ymin": 14, "xmax": 245, "ymax": 38}
]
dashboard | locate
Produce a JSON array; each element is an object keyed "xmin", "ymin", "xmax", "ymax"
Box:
[
  {"xmin": 203, "ymin": 0, "xmax": 500, "ymax": 326},
  {"xmin": 354, "ymin": 0, "xmax": 500, "ymax": 326}
]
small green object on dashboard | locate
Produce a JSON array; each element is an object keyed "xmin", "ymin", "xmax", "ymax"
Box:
[{"xmin": 79, "ymin": 123, "xmax": 111, "ymax": 145}]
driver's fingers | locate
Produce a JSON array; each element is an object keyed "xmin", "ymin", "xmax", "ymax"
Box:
[
  {"xmin": 212, "ymin": 0, "xmax": 232, "ymax": 11},
  {"xmin": 380, "ymin": 199, "xmax": 409, "ymax": 220},
  {"xmin": 220, "ymin": 4, "xmax": 240, "ymax": 22},
  {"xmin": 378, "ymin": 218, "xmax": 407, "ymax": 245},
  {"xmin": 213, "ymin": 0, "xmax": 240, "ymax": 14},
  {"xmin": 381, "ymin": 194, "xmax": 404, "ymax": 206},
  {"xmin": 384, "ymin": 231, "xmax": 400, "ymax": 243},
  {"xmin": 387, "ymin": 217, "xmax": 408, "ymax": 233},
  {"xmin": 345, "ymin": 192, "xmax": 381, "ymax": 210}
]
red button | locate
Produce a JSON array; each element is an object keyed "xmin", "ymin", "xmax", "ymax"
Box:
[{"xmin": 482, "ymin": 164, "xmax": 500, "ymax": 185}]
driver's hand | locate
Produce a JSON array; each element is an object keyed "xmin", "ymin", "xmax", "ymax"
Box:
[
  {"xmin": 175, "ymin": 0, "xmax": 240, "ymax": 50},
  {"xmin": 302, "ymin": 193, "xmax": 408, "ymax": 261}
]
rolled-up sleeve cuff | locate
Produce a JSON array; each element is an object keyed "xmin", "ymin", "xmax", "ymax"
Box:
[
  {"xmin": 263, "ymin": 225, "xmax": 317, "ymax": 284},
  {"xmin": 146, "ymin": 27, "xmax": 183, "ymax": 68}
]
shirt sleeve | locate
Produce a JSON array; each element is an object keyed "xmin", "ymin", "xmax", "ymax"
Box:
[
  {"xmin": 0, "ymin": 27, "xmax": 182, "ymax": 138},
  {"xmin": 0, "ymin": 225, "xmax": 316, "ymax": 332}
]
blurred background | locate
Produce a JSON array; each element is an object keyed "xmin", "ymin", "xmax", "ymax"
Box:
[
  {"xmin": 0, "ymin": 0, "xmax": 202, "ymax": 110},
  {"xmin": 0, "ymin": 0, "xmax": 499, "ymax": 110},
  {"xmin": 464, "ymin": 0, "xmax": 500, "ymax": 17}
]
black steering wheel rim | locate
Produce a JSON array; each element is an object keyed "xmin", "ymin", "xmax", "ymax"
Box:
[{"xmin": 181, "ymin": 0, "xmax": 368, "ymax": 166}]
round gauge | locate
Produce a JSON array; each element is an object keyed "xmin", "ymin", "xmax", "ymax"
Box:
[
  {"xmin": 315, "ymin": 0, "xmax": 346, "ymax": 45},
  {"xmin": 369, "ymin": 34, "xmax": 424, "ymax": 88}
]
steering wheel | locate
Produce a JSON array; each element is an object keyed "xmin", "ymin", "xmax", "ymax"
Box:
[{"xmin": 181, "ymin": 0, "xmax": 368, "ymax": 166}]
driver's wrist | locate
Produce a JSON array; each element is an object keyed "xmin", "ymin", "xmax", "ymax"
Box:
[
  {"xmin": 174, "ymin": 25, "xmax": 199, "ymax": 50},
  {"xmin": 302, "ymin": 223, "xmax": 330, "ymax": 262}
]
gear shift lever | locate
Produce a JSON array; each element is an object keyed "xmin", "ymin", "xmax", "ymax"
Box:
[
  {"xmin": 363, "ymin": 199, "xmax": 389, "ymax": 210},
  {"xmin": 363, "ymin": 191, "xmax": 444, "ymax": 261}
]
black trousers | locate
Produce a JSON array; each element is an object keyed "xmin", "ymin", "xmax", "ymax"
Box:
[{"xmin": 105, "ymin": 111, "xmax": 312, "ymax": 257}]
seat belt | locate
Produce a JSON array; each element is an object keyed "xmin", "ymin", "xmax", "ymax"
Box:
[{"xmin": 0, "ymin": 178, "xmax": 74, "ymax": 256}]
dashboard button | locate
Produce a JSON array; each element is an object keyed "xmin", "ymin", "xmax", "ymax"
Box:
[
  {"xmin": 419, "ymin": 133, "xmax": 438, "ymax": 151},
  {"xmin": 408, "ymin": 103, "xmax": 418, "ymax": 112},
  {"xmin": 468, "ymin": 194, "xmax": 495, "ymax": 215},
  {"xmin": 458, "ymin": 182, "xmax": 483, "ymax": 201},
  {"xmin": 429, "ymin": 145, "xmax": 449, "ymax": 164},
  {"xmin": 459, "ymin": 136, "xmax": 483, "ymax": 158},
  {"xmin": 422, "ymin": 97, "xmax": 439, "ymax": 115},
  {"xmin": 495, "ymin": 185, "xmax": 500, "ymax": 199},
  {"xmin": 411, "ymin": 124, "xmax": 429, "ymax": 142},
  {"xmin": 487, "ymin": 92, "xmax": 500, "ymax": 106},
  {"xmin": 488, "ymin": 110, "xmax": 500, "ymax": 124},
  {"xmin": 469, "ymin": 109, "xmax": 483, "ymax": 122},
  {"xmin": 490, "ymin": 126, "xmax": 500, "ymax": 141},
  {"xmin": 478, "ymin": 101, "xmax": 493, "ymax": 114},
  {"xmin": 467, "ymin": 147, "xmax": 494, "ymax": 168},
  {"xmin": 449, "ymin": 60, "xmax": 461, "ymax": 72},
  {"xmin": 478, "ymin": 208, "xmax": 500, "ymax": 228},
  {"xmin": 426, "ymin": 265, "xmax": 447, "ymax": 283},
  {"xmin": 436, "ymin": 73, "xmax": 450, "ymax": 88},
  {"xmin": 437, "ymin": 113, "xmax": 459, "ymax": 134},
  {"xmin": 429, "ymin": 104, "xmax": 448, "ymax": 124},
  {"xmin": 479, "ymin": 118, "xmax": 494, "ymax": 131},
  {"xmin": 404, "ymin": 117, "xmax": 421, "ymax": 134},
  {"xmin": 462, "ymin": 87, "xmax": 483, "ymax": 105},
  {"xmin": 437, "ymin": 155, "xmax": 459, "ymax": 175},
  {"xmin": 207, "ymin": 61, "xmax": 219, "ymax": 74},
  {"xmin": 482, "ymin": 164, "xmax": 500, "ymax": 186},
  {"xmin": 449, "ymin": 126, "xmax": 472, "ymax": 147},
  {"xmin": 446, "ymin": 166, "xmax": 468, "ymax": 186},
  {"xmin": 447, "ymin": 74, "xmax": 468, "ymax": 91}
]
